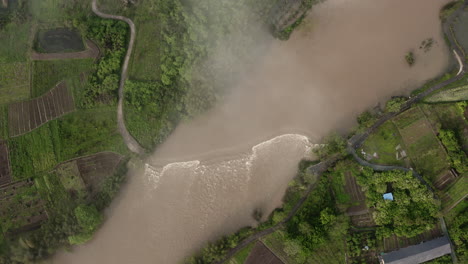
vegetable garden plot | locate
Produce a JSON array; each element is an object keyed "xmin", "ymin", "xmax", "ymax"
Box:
[
  {"xmin": 8, "ymin": 82, "xmax": 75, "ymax": 137},
  {"xmin": 0, "ymin": 140, "xmax": 11, "ymax": 186},
  {"xmin": 0, "ymin": 178, "xmax": 48, "ymax": 236}
]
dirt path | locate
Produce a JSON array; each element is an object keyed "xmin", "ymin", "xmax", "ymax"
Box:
[{"xmin": 91, "ymin": 0, "xmax": 145, "ymax": 155}]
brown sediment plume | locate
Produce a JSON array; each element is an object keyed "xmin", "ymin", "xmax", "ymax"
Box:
[{"xmin": 53, "ymin": 0, "xmax": 451, "ymax": 263}]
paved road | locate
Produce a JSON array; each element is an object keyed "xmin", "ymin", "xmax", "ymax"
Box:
[{"xmin": 91, "ymin": 0, "xmax": 145, "ymax": 155}]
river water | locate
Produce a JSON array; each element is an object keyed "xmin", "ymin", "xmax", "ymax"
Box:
[{"xmin": 53, "ymin": 0, "xmax": 451, "ymax": 263}]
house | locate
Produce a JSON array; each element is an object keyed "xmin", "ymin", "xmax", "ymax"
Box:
[
  {"xmin": 380, "ymin": 236, "xmax": 452, "ymax": 264},
  {"xmin": 383, "ymin": 193, "xmax": 394, "ymax": 201}
]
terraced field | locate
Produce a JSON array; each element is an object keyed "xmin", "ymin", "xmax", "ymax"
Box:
[{"xmin": 8, "ymin": 82, "xmax": 75, "ymax": 137}]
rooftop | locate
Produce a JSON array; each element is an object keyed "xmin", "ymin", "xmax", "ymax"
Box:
[{"xmin": 381, "ymin": 236, "xmax": 452, "ymax": 264}]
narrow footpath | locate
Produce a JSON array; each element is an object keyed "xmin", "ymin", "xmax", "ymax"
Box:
[{"xmin": 91, "ymin": 0, "xmax": 145, "ymax": 155}]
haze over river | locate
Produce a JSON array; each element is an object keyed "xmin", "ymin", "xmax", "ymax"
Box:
[{"xmin": 54, "ymin": 0, "xmax": 451, "ymax": 263}]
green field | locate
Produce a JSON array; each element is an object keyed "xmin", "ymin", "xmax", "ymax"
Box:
[
  {"xmin": 129, "ymin": 20, "xmax": 161, "ymax": 81},
  {"xmin": 8, "ymin": 107, "xmax": 128, "ymax": 180},
  {"xmin": 392, "ymin": 107, "xmax": 450, "ymax": 182},
  {"xmin": 0, "ymin": 21, "xmax": 31, "ymax": 63},
  {"xmin": 31, "ymin": 59, "xmax": 94, "ymax": 97},
  {"xmin": 0, "ymin": 62, "xmax": 30, "ymax": 104},
  {"xmin": 361, "ymin": 121, "xmax": 406, "ymax": 166}
]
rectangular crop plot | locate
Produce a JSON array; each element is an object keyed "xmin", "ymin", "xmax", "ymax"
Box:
[
  {"xmin": 0, "ymin": 179, "xmax": 48, "ymax": 236},
  {"xmin": 393, "ymin": 107, "xmax": 450, "ymax": 183},
  {"xmin": 0, "ymin": 62, "xmax": 30, "ymax": 105},
  {"xmin": 74, "ymin": 152, "xmax": 124, "ymax": 195},
  {"xmin": 0, "ymin": 141, "xmax": 11, "ymax": 186},
  {"xmin": 8, "ymin": 82, "xmax": 75, "ymax": 137}
]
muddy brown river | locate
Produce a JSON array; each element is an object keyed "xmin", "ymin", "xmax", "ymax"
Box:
[{"xmin": 53, "ymin": 0, "xmax": 451, "ymax": 263}]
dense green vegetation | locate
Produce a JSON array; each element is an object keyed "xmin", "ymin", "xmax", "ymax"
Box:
[
  {"xmin": 438, "ymin": 129, "xmax": 468, "ymax": 174},
  {"xmin": 405, "ymin": 51, "xmax": 415, "ymax": 66},
  {"xmin": 78, "ymin": 18, "xmax": 128, "ymax": 106},
  {"xmin": 385, "ymin": 97, "xmax": 407, "ymax": 113},
  {"xmin": 357, "ymin": 169, "xmax": 439, "ymax": 238},
  {"xmin": 313, "ymin": 133, "xmax": 346, "ymax": 160},
  {"xmin": 446, "ymin": 203, "xmax": 468, "ymax": 262}
]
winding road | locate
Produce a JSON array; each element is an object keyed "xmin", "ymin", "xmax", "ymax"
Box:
[
  {"xmin": 91, "ymin": 0, "xmax": 145, "ymax": 155},
  {"xmin": 217, "ymin": 1, "xmax": 467, "ymax": 263}
]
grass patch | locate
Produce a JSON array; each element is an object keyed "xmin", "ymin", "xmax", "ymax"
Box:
[
  {"xmin": 0, "ymin": 21, "xmax": 31, "ymax": 63},
  {"xmin": 124, "ymin": 105, "xmax": 175, "ymax": 148},
  {"xmin": 361, "ymin": 121, "xmax": 406, "ymax": 166},
  {"xmin": 31, "ymin": 59, "xmax": 94, "ymax": 97},
  {"xmin": 0, "ymin": 62, "xmax": 30, "ymax": 104},
  {"xmin": 425, "ymin": 85, "xmax": 468, "ymax": 102},
  {"xmin": 227, "ymin": 242, "xmax": 255, "ymax": 264},
  {"xmin": 129, "ymin": 20, "xmax": 161, "ymax": 81},
  {"xmin": 29, "ymin": 0, "xmax": 67, "ymax": 22}
]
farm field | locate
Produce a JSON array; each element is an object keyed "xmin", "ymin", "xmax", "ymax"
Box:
[
  {"xmin": 31, "ymin": 59, "xmax": 94, "ymax": 97},
  {"xmin": 392, "ymin": 107, "xmax": 450, "ymax": 183},
  {"xmin": 244, "ymin": 241, "xmax": 283, "ymax": 264},
  {"xmin": 327, "ymin": 160, "xmax": 375, "ymax": 227},
  {"xmin": 420, "ymin": 102, "xmax": 468, "ymax": 153},
  {"xmin": 129, "ymin": 20, "xmax": 161, "ymax": 81},
  {"xmin": 426, "ymin": 85, "xmax": 468, "ymax": 102},
  {"xmin": 34, "ymin": 28, "xmax": 85, "ymax": 53},
  {"xmin": 379, "ymin": 225, "xmax": 443, "ymax": 253},
  {"xmin": 0, "ymin": 62, "xmax": 30, "ymax": 104},
  {"xmin": 0, "ymin": 141, "xmax": 11, "ymax": 186},
  {"xmin": 0, "ymin": 179, "xmax": 48, "ymax": 236},
  {"xmin": 261, "ymin": 226, "xmax": 347, "ymax": 264},
  {"xmin": 441, "ymin": 175, "xmax": 468, "ymax": 212},
  {"xmin": 7, "ymin": 107, "xmax": 128, "ymax": 180},
  {"xmin": 228, "ymin": 241, "xmax": 255, "ymax": 264},
  {"xmin": 31, "ymin": 40, "xmax": 100, "ymax": 61},
  {"xmin": 0, "ymin": 21, "xmax": 31, "ymax": 63},
  {"xmin": 53, "ymin": 151, "xmax": 124, "ymax": 199},
  {"xmin": 8, "ymin": 82, "xmax": 75, "ymax": 137}
]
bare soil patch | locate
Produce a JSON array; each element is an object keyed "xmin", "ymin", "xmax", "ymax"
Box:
[
  {"xmin": 8, "ymin": 82, "xmax": 75, "ymax": 137},
  {"xmin": 76, "ymin": 152, "xmax": 124, "ymax": 194},
  {"xmin": 31, "ymin": 40, "xmax": 99, "ymax": 61},
  {"xmin": 244, "ymin": 241, "xmax": 284, "ymax": 264},
  {"xmin": 0, "ymin": 140, "xmax": 11, "ymax": 186}
]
